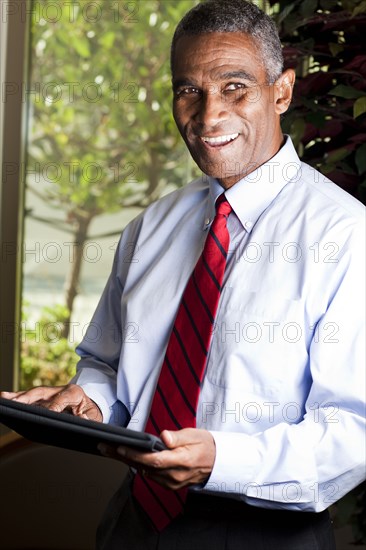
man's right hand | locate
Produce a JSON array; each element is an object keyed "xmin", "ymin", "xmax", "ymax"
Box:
[{"xmin": 0, "ymin": 384, "xmax": 103, "ymax": 422}]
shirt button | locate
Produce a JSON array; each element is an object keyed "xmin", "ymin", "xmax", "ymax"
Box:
[
  {"xmin": 204, "ymin": 218, "xmax": 211, "ymax": 226},
  {"xmin": 244, "ymin": 221, "xmax": 253, "ymax": 230}
]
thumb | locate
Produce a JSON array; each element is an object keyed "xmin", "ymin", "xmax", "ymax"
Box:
[
  {"xmin": 160, "ymin": 428, "xmax": 196, "ymax": 449},
  {"xmin": 160, "ymin": 430, "xmax": 176, "ymax": 449}
]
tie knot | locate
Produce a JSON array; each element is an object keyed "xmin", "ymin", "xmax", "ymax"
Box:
[{"xmin": 215, "ymin": 194, "xmax": 232, "ymax": 218}]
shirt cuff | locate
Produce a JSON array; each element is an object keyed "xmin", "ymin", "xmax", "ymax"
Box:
[{"xmin": 206, "ymin": 430, "xmax": 262, "ymax": 494}]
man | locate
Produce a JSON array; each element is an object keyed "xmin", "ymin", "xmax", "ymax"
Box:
[{"xmin": 2, "ymin": 1, "xmax": 365, "ymax": 548}]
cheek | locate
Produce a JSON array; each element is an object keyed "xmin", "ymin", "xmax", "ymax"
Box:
[
  {"xmin": 173, "ymin": 104, "xmax": 189, "ymax": 131},
  {"xmin": 237, "ymin": 88, "xmax": 275, "ymax": 115},
  {"xmin": 242, "ymin": 102, "xmax": 277, "ymax": 135},
  {"xmin": 172, "ymin": 105, "xmax": 180, "ymax": 126}
]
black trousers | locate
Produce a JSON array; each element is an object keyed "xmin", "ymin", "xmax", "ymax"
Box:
[{"xmin": 96, "ymin": 474, "xmax": 336, "ymax": 550}]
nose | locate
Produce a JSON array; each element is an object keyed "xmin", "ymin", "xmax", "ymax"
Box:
[{"xmin": 195, "ymin": 86, "xmax": 229, "ymax": 127}]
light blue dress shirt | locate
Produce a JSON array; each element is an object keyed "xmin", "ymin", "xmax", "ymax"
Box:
[{"xmin": 73, "ymin": 137, "xmax": 365, "ymax": 512}]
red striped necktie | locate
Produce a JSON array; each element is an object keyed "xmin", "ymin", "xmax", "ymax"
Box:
[{"xmin": 133, "ymin": 193, "xmax": 232, "ymax": 531}]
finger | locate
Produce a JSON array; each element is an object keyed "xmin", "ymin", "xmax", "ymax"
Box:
[
  {"xmin": 44, "ymin": 388, "xmax": 80, "ymax": 411},
  {"xmin": 39, "ymin": 386, "xmax": 86, "ymax": 415},
  {"xmin": 117, "ymin": 444, "xmax": 187, "ymax": 471},
  {"xmin": 116, "ymin": 445, "xmax": 157, "ymax": 463},
  {"xmin": 7, "ymin": 386, "xmax": 76, "ymax": 413},
  {"xmin": 97, "ymin": 444, "xmax": 188, "ymax": 486},
  {"xmin": 67, "ymin": 394, "xmax": 102, "ymax": 421},
  {"xmin": 116, "ymin": 445, "xmax": 154, "ymax": 463},
  {"xmin": 80, "ymin": 405, "xmax": 101, "ymax": 421},
  {"xmin": 1, "ymin": 386, "xmax": 101, "ymax": 421},
  {"xmin": 98, "ymin": 443, "xmax": 119, "ymax": 459},
  {"xmin": 41, "ymin": 398, "xmax": 78, "ymax": 413},
  {"xmin": 160, "ymin": 428, "xmax": 201, "ymax": 449},
  {"xmin": 67, "ymin": 402, "xmax": 100, "ymax": 421},
  {"xmin": 0, "ymin": 391, "xmax": 25, "ymax": 399},
  {"xmin": 146, "ymin": 469, "xmax": 192, "ymax": 490},
  {"xmin": 3, "ymin": 387, "xmax": 61, "ymax": 404},
  {"xmin": 113, "ymin": 446, "xmax": 175, "ymax": 471},
  {"xmin": 98, "ymin": 443, "xmax": 141, "ymax": 466},
  {"xmin": 40, "ymin": 386, "xmax": 101, "ymax": 421}
]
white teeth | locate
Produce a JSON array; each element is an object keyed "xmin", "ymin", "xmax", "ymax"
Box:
[{"xmin": 201, "ymin": 133, "xmax": 239, "ymax": 145}]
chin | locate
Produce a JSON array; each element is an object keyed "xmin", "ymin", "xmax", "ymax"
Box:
[{"xmin": 198, "ymin": 162, "xmax": 240, "ymax": 183}]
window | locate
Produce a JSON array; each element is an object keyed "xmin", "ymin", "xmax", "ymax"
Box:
[{"xmin": 19, "ymin": 0, "xmax": 199, "ymax": 388}]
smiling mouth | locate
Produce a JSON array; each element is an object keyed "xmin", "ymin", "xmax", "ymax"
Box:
[{"xmin": 201, "ymin": 133, "xmax": 239, "ymax": 147}]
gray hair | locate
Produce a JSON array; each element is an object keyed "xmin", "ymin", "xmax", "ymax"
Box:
[{"xmin": 171, "ymin": 0, "xmax": 283, "ymax": 84}]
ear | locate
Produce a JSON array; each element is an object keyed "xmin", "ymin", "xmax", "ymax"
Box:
[{"xmin": 273, "ymin": 69, "xmax": 296, "ymax": 115}]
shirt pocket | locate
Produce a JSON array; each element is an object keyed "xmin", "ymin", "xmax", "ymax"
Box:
[{"xmin": 205, "ymin": 287, "xmax": 307, "ymax": 397}]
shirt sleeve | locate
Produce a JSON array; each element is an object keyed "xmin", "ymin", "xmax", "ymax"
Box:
[
  {"xmin": 70, "ymin": 221, "xmax": 140, "ymax": 425},
  {"xmin": 206, "ymin": 218, "xmax": 366, "ymax": 511}
]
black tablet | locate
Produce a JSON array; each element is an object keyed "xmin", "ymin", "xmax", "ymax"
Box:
[{"xmin": 0, "ymin": 397, "xmax": 166, "ymax": 454}]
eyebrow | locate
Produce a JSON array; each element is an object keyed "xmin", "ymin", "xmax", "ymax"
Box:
[
  {"xmin": 172, "ymin": 70, "xmax": 258, "ymax": 90},
  {"xmin": 172, "ymin": 78, "xmax": 197, "ymax": 90},
  {"xmin": 218, "ymin": 70, "xmax": 257, "ymax": 83}
]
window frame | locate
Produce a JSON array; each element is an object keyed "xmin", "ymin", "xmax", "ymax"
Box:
[{"xmin": 0, "ymin": 0, "xmax": 30, "ymax": 392}]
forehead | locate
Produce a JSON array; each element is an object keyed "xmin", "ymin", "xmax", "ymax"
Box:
[{"xmin": 172, "ymin": 32, "xmax": 267, "ymax": 83}]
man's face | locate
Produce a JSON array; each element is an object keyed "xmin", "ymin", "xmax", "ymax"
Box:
[{"xmin": 172, "ymin": 32, "xmax": 292, "ymax": 189}]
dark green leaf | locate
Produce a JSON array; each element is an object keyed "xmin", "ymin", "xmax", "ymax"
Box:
[
  {"xmin": 352, "ymin": 1, "xmax": 366, "ymax": 16},
  {"xmin": 276, "ymin": 2, "xmax": 297, "ymax": 26},
  {"xmin": 358, "ymin": 179, "xmax": 366, "ymax": 203},
  {"xmin": 300, "ymin": 0, "xmax": 318, "ymax": 17},
  {"xmin": 355, "ymin": 144, "xmax": 366, "ymax": 174},
  {"xmin": 354, "ymin": 97, "xmax": 366, "ymax": 118},
  {"xmin": 330, "ymin": 85, "xmax": 364, "ymax": 99},
  {"xmin": 290, "ymin": 118, "xmax": 306, "ymax": 147},
  {"xmin": 321, "ymin": 0, "xmax": 341, "ymax": 9},
  {"xmin": 329, "ymin": 43, "xmax": 344, "ymax": 57},
  {"xmin": 326, "ymin": 148, "xmax": 350, "ymax": 163}
]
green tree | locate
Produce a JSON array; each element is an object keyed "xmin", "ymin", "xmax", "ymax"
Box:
[
  {"xmin": 21, "ymin": 304, "xmax": 78, "ymax": 387},
  {"xmin": 27, "ymin": 0, "xmax": 199, "ymax": 336}
]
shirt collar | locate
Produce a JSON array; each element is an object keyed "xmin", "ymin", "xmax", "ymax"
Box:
[{"xmin": 203, "ymin": 136, "xmax": 301, "ymax": 233}]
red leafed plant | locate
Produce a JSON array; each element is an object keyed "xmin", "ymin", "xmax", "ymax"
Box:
[
  {"xmin": 268, "ymin": 0, "xmax": 366, "ymax": 545},
  {"xmin": 271, "ymin": 0, "xmax": 366, "ymax": 204}
]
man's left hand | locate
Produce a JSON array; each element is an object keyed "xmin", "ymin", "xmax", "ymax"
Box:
[{"xmin": 99, "ymin": 428, "xmax": 215, "ymax": 490}]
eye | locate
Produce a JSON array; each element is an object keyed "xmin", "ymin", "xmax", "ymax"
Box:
[
  {"xmin": 175, "ymin": 86, "xmax": 201, "ymax": 98},
  {"xmin": 224, "ymin": 82, "xmax": 247, "ymax": 93}
]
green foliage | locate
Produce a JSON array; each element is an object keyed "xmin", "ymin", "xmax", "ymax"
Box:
[
  {"xmin": 28, "ymin": 0, "xmax": 199, "ymax": 218},
  {"xmin": 20, "ymin": 304, "xmax": 78, "ymax": 389},
  {"xmin": 26, "ymin": 0, "xmax": 200, "ymax": 334},
  {"xmin": 271, "ymin": 0, "xmax": 366, "ymax": 203}
]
